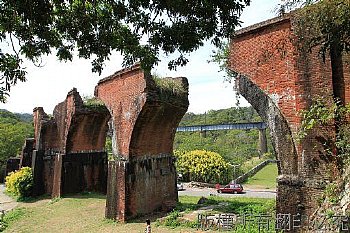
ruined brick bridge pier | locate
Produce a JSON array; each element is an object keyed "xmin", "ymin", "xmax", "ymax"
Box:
[
  {"xmin": 230, "ymin": 13, "xmax": 350, "ymax": 225},
  {"xmin": 96, "ymin": 65, "xmax": 189, "ymax": 220},
  {"xmin": 20, "ymin": 64, "xmax": 188, "ymax": 221}
]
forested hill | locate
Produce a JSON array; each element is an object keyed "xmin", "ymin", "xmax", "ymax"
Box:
[
  {"xmin": 0, "ymin": 109, "xmax": 33, "ymax": 123},
  {"xmin": 0, "ymin": 109, "xmax": 34, "ymax": 181},
  {"xmin": 175, "ymin": 106, "xmax": 272, "ymax": 165},
  {"xmin": 179, "ymin": 106, "xmax": 261, "ymax": 126}
]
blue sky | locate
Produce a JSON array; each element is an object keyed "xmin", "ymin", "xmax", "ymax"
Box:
[{"xmin": 0, "ymin": 0, "xmax": 280, "ymax": 114}]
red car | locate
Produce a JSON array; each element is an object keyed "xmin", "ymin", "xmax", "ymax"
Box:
[{"xmin": 216, "ymin": 183, "xmax": 243, "ymax": 194}]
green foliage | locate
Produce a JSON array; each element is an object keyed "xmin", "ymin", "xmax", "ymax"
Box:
[
  {"xmin": 152, "ymin": 75, "xmax": 187, "ymax": 96},
  {"xmin": 82, "ymin": 96, "xmax": 107, "ymax": 111},
  {"xmin": 292, "ymin": 0, "xmax": 350, "ymax": 59},
  {"xmin": 0, "ymin": 0, "xmax": 251, "ymax": 102},
  {"xmin": 158, "ymin": 196, "xmax": 276, "ymax": 230},
  {"xmin": 299, "ymin": 99, "xmax": 350, "ymax": 160},
  {"xmin": 105, "ymin": 136, "xmax": 114, "ymax": 161},
  {"xmin": 179, "ymin": 107, "xmax": 261, "ymax": 126},
  {"xmin": 175, "ymin": 107, "xmax": 273, "ymax": 167},
  {"xmin": 299, "ymin": 100, "xmax": 336, "ymax": 138},
  {"xmin": 161, "ymin": 210, "xmax": 182, "ymax": 228},
  {"xmin": 5, "ymin": 167, "xmax": 33, "ymax": 198},
  {"xmin": 175, "ymin": 150, "xmax": 230, "ymax": 183},
  {"xmin": 209, "ymin": 41, "xmax": 238, "ymax": 84},
  {"xmin": 0, "ymin": 109, "xmax": 34, "ymax": 178},
  {"xmin": 0, "ymin": 207, "xmax": 26, "ymax": 232},
  {"xmin": 324, "ymin": 182, "xmax": 339, "ymax": 204},
  {"xmin": 210, "ymin": 197, "xmax": 276, "ymax": 214}
]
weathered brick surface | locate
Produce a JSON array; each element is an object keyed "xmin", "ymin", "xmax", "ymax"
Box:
[
  {"xmin": 31, "ymin": 89, "xmax": 110, "ymax": 197},
  {"xmin": 127, "ymin": 155, "xmax": 177, "ymax": 217},
  {"xmin": 97, "ymin": 64, "xmax": 188, "ymax": 221},
  {"xmin": 18, "ymin": 64, "xmax": 187, "ymax": 221},
  {"xmin": 230, "ymin": 14, "xmax": 348, "ymax": 220},
  {"xmin": 106, "ymin": 161, "xmax": 127, "ymax": 221},
  {"xmin": 19, "ymin": 138, "xmax": 35, "ymax": 167},
  {"xmin": 61, "ymin": 152, "xmax": 107, "ymax": 194}
]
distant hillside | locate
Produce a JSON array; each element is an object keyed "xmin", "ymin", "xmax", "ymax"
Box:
[
  {"xmin": 15, "ymin": 113, "xmax": 33, "ymax": 122},
  {"xmin": 0, "ymin": 109, "xmax": 34, "ymax": 181},
  {"xmin": 179, "ymin": 106, "xmax": 261, "ymax": 126},
  {"xmin": 175, "ymin": 106, "xmax": 273, "ymax": 165},
  {"xmin": 0, "ymin": 109, "xmax": 33, "ymax": 123}
]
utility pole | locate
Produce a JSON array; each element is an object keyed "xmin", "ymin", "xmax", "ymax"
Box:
[{"xmin": 228, "ymin": 163, "xmax": 240, "ymax": 183}]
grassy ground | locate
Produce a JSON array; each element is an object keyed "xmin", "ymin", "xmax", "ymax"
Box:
[
  {"xmin": 243, "ymin": 163, "xmax": 278, "ymax": 190},
  {"xmin": 2, "ymin": 194, "xmax": 275, "ymax": 233},
  {"xmin": 240, "ymin": 157, "xmax": 265, "ymax": 173}
]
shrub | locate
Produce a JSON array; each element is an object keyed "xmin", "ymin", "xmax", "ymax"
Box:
[
  {"xmin": 5, "ymin": 167, "xmax": 33, "ymax": 198},
  {"xmin": 175, "ymin": 150, "xmax": 230, "ymax": 184}
]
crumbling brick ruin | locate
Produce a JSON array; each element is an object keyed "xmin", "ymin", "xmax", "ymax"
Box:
[
  {"xmin": 230, "ymin": 13, "xmax": 350, "ymax": 225},
  {"xmin": 14, "ymin": 64, "xmax": 188, "ymax": 221},
  {"xmin": 19, "ymin": 138, "xmax": 35, "ymax": 168},
  {"xmin": 31, "ymin": 89, "xmax": 110, "ymax": 196},
  {"xmin": 96, "ymin": 64, "xmax": 189, "ymax": 221}
]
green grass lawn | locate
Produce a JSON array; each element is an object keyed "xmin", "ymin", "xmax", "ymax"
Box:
[
  {"xmin": 244, "ymin": 163, "xmax": 278, "ymax": 190},
  {"xmin": 2, "ymin": 193, "xmax": 275, "ymax": 233}
]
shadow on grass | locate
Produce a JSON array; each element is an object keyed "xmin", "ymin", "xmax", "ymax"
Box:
[
  {"xmin": 61, "ymin": 191, "xmax": 106, "ymax": 200},
  {"xmin": 14, "ymin": 191, "xmax": 106, "ymax": 203}
]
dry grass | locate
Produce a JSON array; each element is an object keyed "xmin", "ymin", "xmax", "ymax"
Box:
[
  {"xmin": 3, "ymin": 193, "xmax": 205, "ymax": 233},
  {"xmin": 3, "ymin": 193, "xmax": 275, "ymax": 233}
]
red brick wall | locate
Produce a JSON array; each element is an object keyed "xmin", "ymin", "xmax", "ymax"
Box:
[
  {"xmin": 105, "ymin": 161, "xmax": 127, "ymax": 221},
  {"xmin": 96, "ymin": 66, "xmax": 147, "ymax": 158},
  {"xmin": 342, "ymin": 54, "xmax": 350, "ymax": 103},
  {"xmin": 98, "ymin": 65, "xmax": 188, "ymax": 220},
  {"xmin": 230, "ymin": 16, "xmax": 336, "ymax": 175},
  {"xmin": 66, "ymin": 112, "xmax": 110, "ymax": 153},
  {"xmin": 229, "ymin": 14, "xmax": 346, "ymax": 217},
  {"xmin": 230, "ymin": 19, "xmax": 299, "ymax": 133}
]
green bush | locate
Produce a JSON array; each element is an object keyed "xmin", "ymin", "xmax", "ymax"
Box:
[
  {"xmin": 175, "ymin": 150, "xmax": 230, "ymax": 184},
  {"xmin": 5, "ymin": 167, "xmax": 33, "ymax": 198}
]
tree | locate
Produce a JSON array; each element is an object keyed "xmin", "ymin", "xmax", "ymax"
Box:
[
  {"xmin": 280, "ymin": 0, "xmax": 350, "ymax": 62},
  {"xmin": 0, "ymin": 110, "xmax": 34, "ymax": 179},
  {"xmin": 0, "ymin": 0, "xmax": 251, "ymax": 102}
]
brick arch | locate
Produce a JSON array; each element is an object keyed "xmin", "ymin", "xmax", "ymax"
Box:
[
  {"xmin": 31, "ymin": 89, "xmax": 111, "ymax": 197},
  {"xmin": 229, "ymin": 14, "xmax": 349, "ymax": 221},
  {"xmin": 65, "ymin": 110, "xmax": 111, "ymax": 153},
  {"xmin": 95, "ymin": 64, "xmax": 189, "ymax": 221},
  {"xmin": 129, "ymin": 77, "xmax": 189, "ymax": 157},
  {"xmin": 237, "ymin": 74, "xmax": 298, "ymax": 175}
]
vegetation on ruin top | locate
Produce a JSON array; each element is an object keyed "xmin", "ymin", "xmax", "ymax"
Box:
[
  {"xmin": 152, "ymin": 75, "xmax": 187, "ymax": 97},
  {"xmin": 82, "ymin": 96, "xmax": 107, "ymax": 111}
]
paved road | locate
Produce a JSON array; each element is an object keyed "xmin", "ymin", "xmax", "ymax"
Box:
[
  {"xmin": 0, "ymin": 184, "xmax": 17, "ymax": 212},
  {"xmin": 178, "ymin": 184, "xmax": 276, "ymax": 199}
]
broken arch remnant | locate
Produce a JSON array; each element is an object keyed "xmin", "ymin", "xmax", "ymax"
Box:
[
  {"xmin": 96, "ymin": 64, "xmax": 189, "ymax": 221},
  {"xmin": 31, "ymin": 89, "xmax": 111, "ymax": 196},
  {"xmin": 19, "ymin": 64, "xmax": 188, "ymax": 222},
  {"xmin": 230, "ymin": 12, "xmax": 350, "ymax": 224}
]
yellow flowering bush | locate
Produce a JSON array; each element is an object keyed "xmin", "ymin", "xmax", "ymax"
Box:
[
  {"xmin": 5, "ymin": 167, "xmax": 33, "ymax": 198},
  {"xmin": 175, "ymin": 150, "xmax": 230, "ymax": 184}
]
